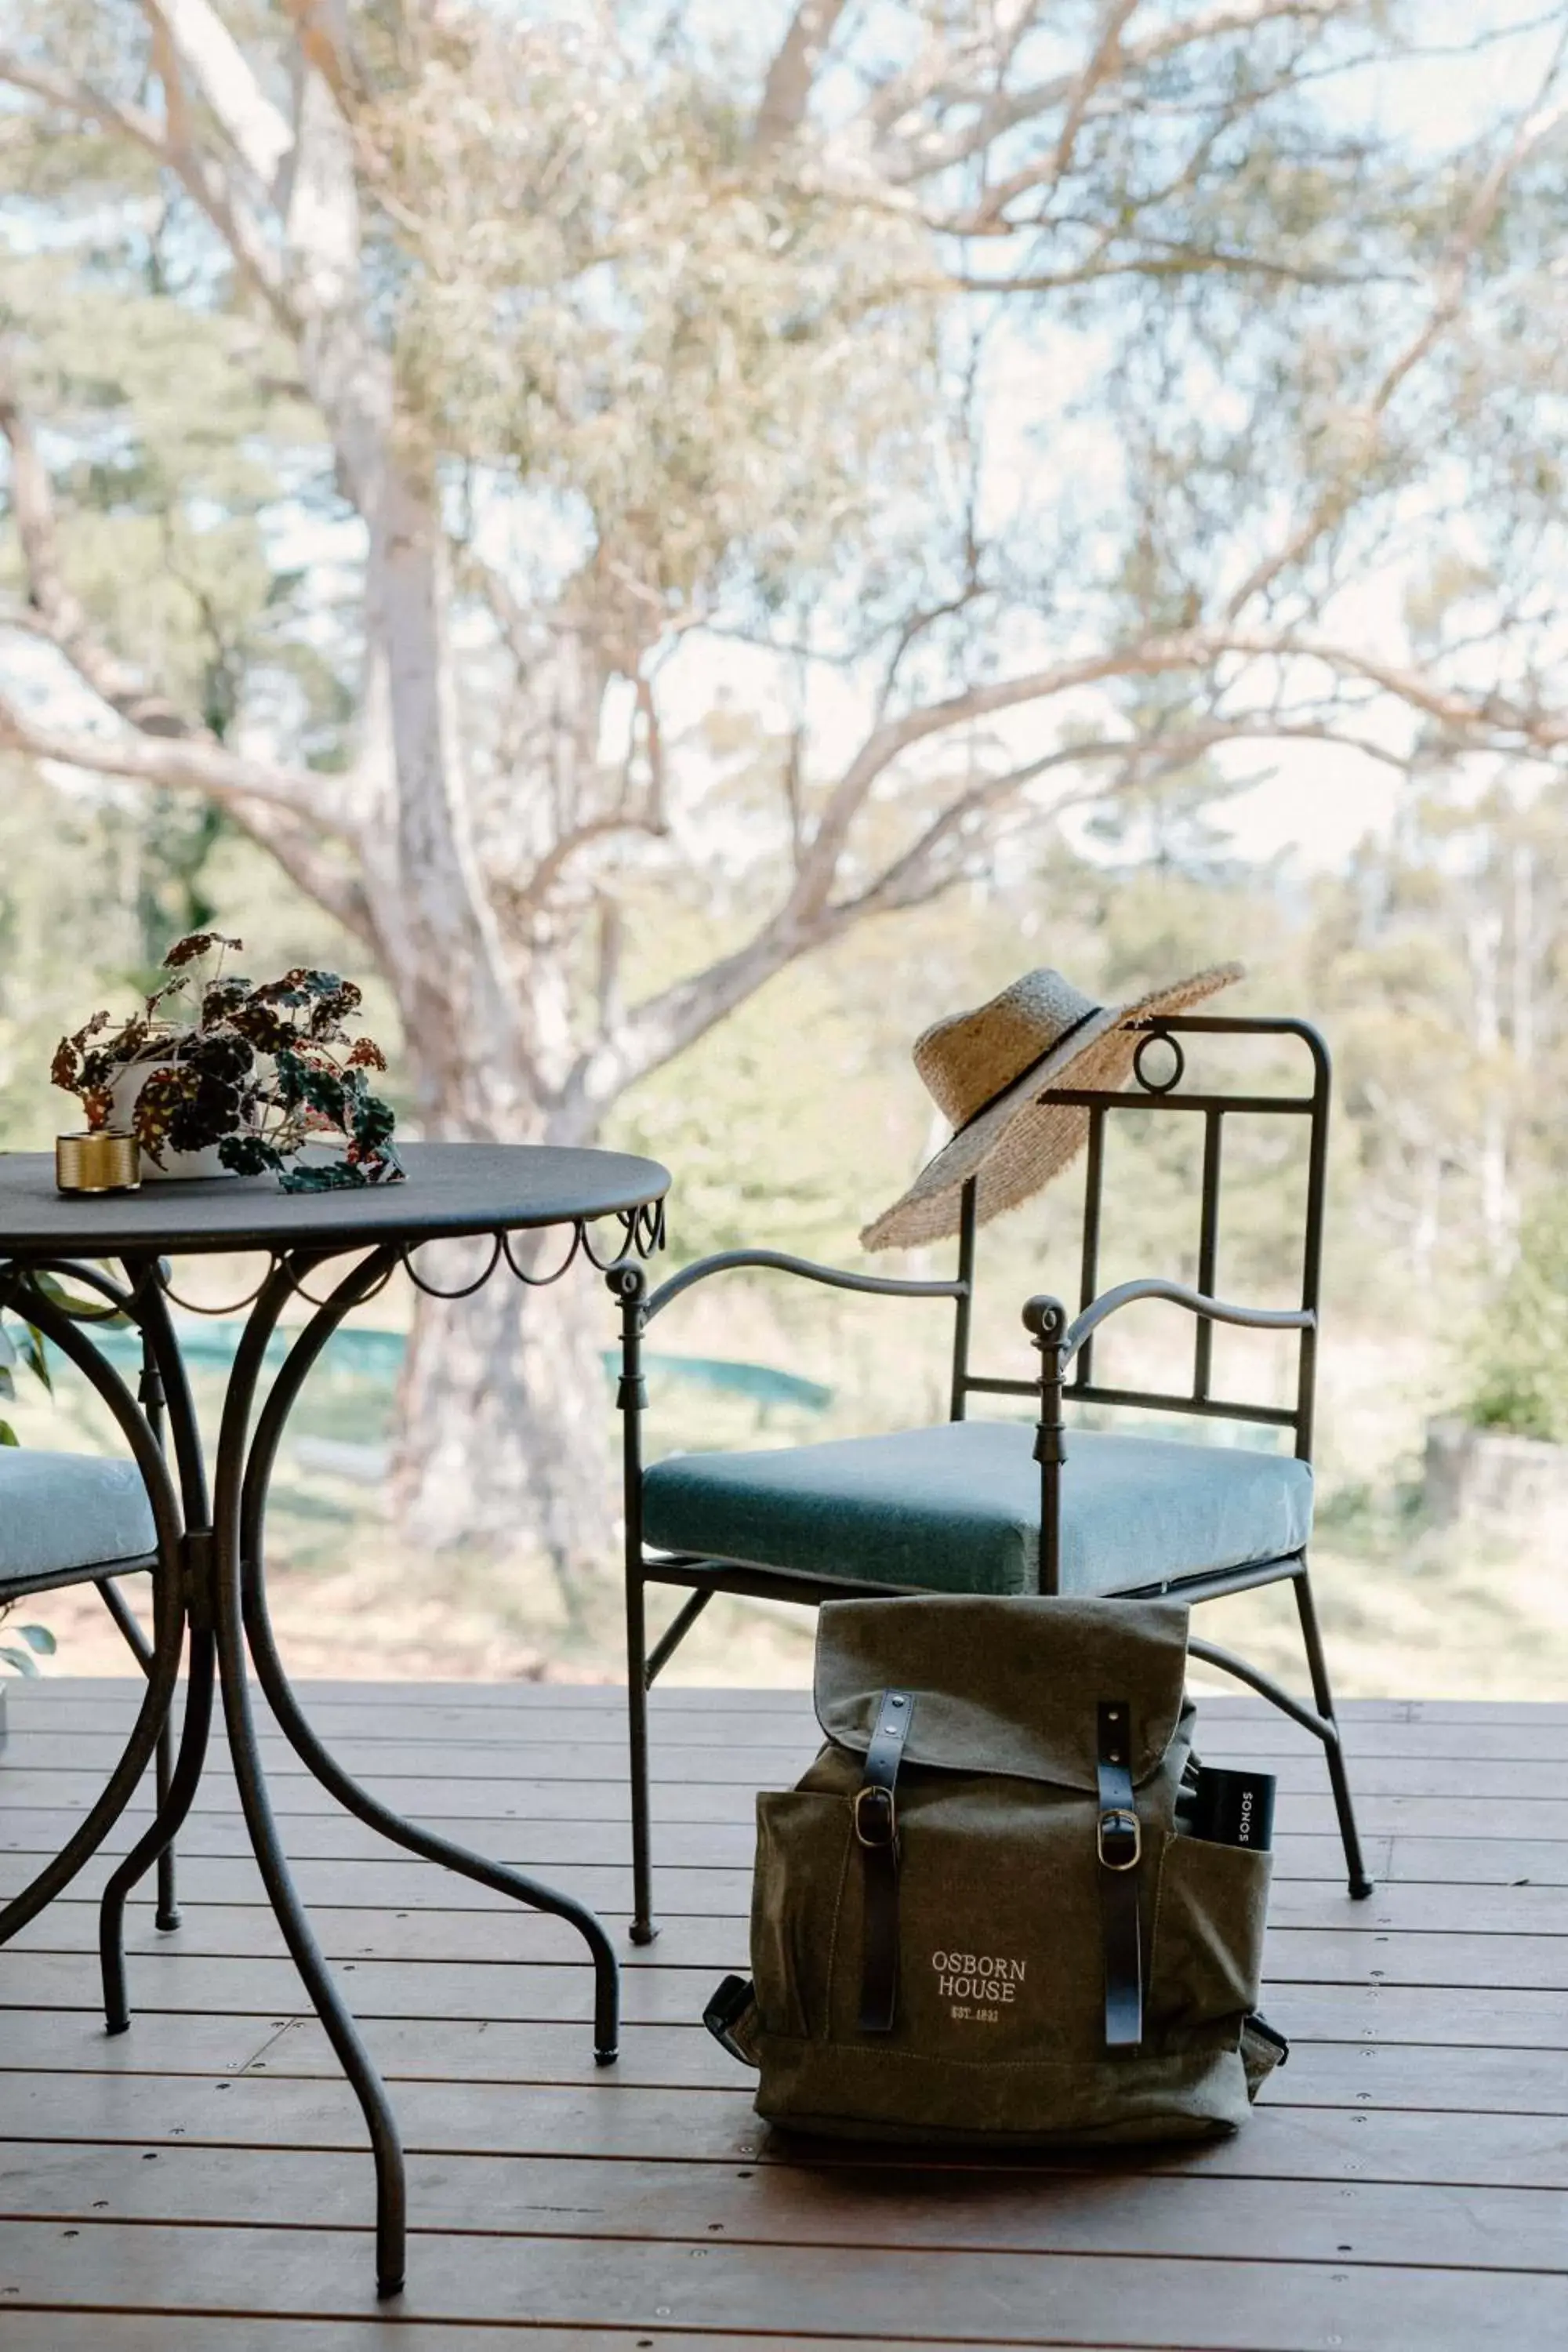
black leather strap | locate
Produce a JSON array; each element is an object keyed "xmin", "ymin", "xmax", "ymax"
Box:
[
  {"xmin": 1096, "ymin": 1698, "xmax": 1144, "ymax": 2050},
  {"xmin": 856, "ymin": 1688, "xmax": 915, "ymax": 2035}
]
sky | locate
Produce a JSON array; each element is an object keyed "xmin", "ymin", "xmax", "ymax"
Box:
[{"xmin": 1206, "ymin": 766, "xmax": 1404, "ymax": 869}]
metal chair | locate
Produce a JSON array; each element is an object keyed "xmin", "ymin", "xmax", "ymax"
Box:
[
  {"xmin": 0, "ymin": 1276, "xmax": 186, "ymax": 1944},
  {"xmin": 609, "ymin": 1012, "xmax": 1372, "ymax": 1944}
]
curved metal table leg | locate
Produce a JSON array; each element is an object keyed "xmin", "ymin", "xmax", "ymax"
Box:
[
  {"xmin": 215, "ymin": 1258, "xmax": 408, "ymax": 2298},
  {"xmin": 99, "ymin": 1272, "xmax": 217, "ymax": 2017},
  {"xmin": 91, "ymin": 1571, "xmax": 187, "ymax": 1934},
  {"xmin": 138, "ymin": 1300, "xmax": 182, "ymax": 1933},
  {"xmin": 140, "ymin": 1271, "xmax": 208, "ymax": 1932},
  {"xmin": 154, "ymin": 1710, "xmax": 179, "ymax": 1930},
  {"xmin": 0, "ymin": 1609, "xmax": 183, "ymax": 1944},
  {"xmin": 100, "ymin": 1629, "xmax": 216, "ymax": 2032},
  {"xmin": 246, "ymin": 1593, "xmax": 621, "ymax": 2061},
  {"xmin": 238, "ymin": 1250, "xmax": 620, "ymax": 2062}
]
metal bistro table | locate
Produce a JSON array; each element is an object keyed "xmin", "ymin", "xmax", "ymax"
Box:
[{"xmin": 0, "ymin": 1142, "xmax": 670, "ymax": 2296}]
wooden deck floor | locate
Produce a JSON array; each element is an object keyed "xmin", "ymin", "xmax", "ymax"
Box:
[{"xmin": 0, "ymin": 1677, "xmax": 1565, "ymax": 2350}]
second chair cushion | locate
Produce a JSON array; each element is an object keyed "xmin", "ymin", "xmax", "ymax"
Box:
[
  {"xmin": 0, "ymin": 1450, "xmax": 159, "ymax": 1586},
  {"xmin": 642, "ymin": 1420, "xmax": 1313, "ymax": 1597}
]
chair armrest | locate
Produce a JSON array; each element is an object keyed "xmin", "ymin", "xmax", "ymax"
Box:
[
  {"xmin": 644, "ymin": 1249, "xmax": 965, "ymax": 1326},
  {"xmin": 1024, "ymin": 1278, "xmax": 1312, "ymax": 1370}
]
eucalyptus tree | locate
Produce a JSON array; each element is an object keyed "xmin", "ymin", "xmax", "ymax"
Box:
[{"xmin": 2, "ymin": 2, "xmax": 1566, "ymax": 1570}]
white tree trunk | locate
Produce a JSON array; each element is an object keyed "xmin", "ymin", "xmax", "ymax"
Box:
[
  {"xmin": 1511, "ymin": 837, "xmax": 1535, "ymax": 1071},
  {"xmin": 391, "ymin": 1252, "xmax": 615, "ymax": 1592},
  {"xmin": 1466, "ymin": 899, "xmax": 1517, "ymax": 1274},
  {"xmin": 270, "ymin": 60, "xmax": 608, "ymax": 1566},
  {"xmin": 383, "ymin": 1022, "xmax": 620, "ymax": 1573}
]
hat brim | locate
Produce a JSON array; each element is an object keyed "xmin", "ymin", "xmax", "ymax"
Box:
[{"xmin": 860, "ymin": 964, "xmax": 1243, "ymax": 1254}]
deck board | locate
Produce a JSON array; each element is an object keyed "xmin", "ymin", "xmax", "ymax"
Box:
[
  {"xmin": 2, "ymin": 1679, "xmax": 1566, "ymax": 2348},
  {"xmin": 13, "ymin": 1896, "xmax": 1568, "ymax": 1976}
]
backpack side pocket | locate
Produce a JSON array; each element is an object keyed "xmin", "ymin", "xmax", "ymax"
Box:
[
  {"xmin": 1147, "ymin": 1831, "xmax": 1272, "ymax": 2041},
  {"xmin": 752, "ymin": 1789, "xmax": 855, "ymax": 2042}
]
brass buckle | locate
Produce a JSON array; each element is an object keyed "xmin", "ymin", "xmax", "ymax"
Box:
[
  {"xmin": 854, "ymin": 1785, "xmax": 897, "ymax": 1849},
  {"xmin": 1098, "ymin": 1807, "xmax": 1142, "ymax": 1871}
]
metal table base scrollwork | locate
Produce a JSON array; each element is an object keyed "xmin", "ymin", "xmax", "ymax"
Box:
[{"xmin": 0, "ymin": 1143, "xmax": 669, "ymax": 2297}]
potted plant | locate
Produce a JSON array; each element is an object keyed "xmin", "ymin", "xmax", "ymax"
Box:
[{"xmin": 53, "ymin": 933, "xmax": 402, "ymax": 1190}]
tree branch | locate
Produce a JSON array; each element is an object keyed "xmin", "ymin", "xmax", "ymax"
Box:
[
  {"xmin": 0, "ymin": 37, "xmax": 290, "ymax": 315},
  {"xmin": 0, "ymin": 363, "xmax": 355, "ymax": 833},
  {"xmin": 0, "ymin": 51, "xmax": 168, "ymax": 160},
  {"xmin": 210, "ymin": 795, "xmax": 373, "ymax": 939},
  {"xmin": 561, "ymin": 911, "xmax": 825, "ymax": 1123},
  {"xmin": 564, "ymin": 739, "xmax": 1196, "ymax": 1112},
  {"xmin": 142, "ymin": 0, "xmax": 294, "ymax": 191},
  {"xmin": 836, "ymin": 743, "xmax": 1116, "ymax": 920},
  {"xmin": 1046, "ymin": 0, "xmax": 1142, "ymax": 197},
  {"xmin": 1236, "ymin": 630, "xmax": 1568, "ymax": 750},
  {"xmin": 753, "ymin": 0, "xmax": 851, "ymax": 155},
  {"xmin": 0, "ymin": 383, "xmax": 191, "ymax": 735},
  {"xmin": 858, "ymin": 0, "xmax": 1046, "ymax": 158},
  {"xmin": 865, "ymin": 0, "xmax": 1345, "ymax": 184},
  {"xmin": 873, "ymin": 583, "xmax": 989, "ymax": 724},
  {"xmin": 543, "ymin": 593, "xmax": 1568, "ymax": 1130},
  {"xmin": 1225, "ymin": 47, "xmax": 1568, "ymax": 620},
  {"xmin": 820, "ymin": 616, "xmax": 1568, "ymax": 901},
  {"xmin": 778, "ymin": 613, "xmax": 1568, "ymax": 950},
  {"xmin": 836, "ymin": 715, "xmax": 1416, "ymax": 923},
  {"xmin": 948, "ymin": 246, "xmax": 1403, "ymax": 294},
  {"xmin": 792, "ymin": 630, "xmax": 1226, "ymax": 913},
  {"xmin": 151, "ymin": 21, "xmax": 292, "ymax": 313},
  {"xmin": 506, "ymin": 810, "xmax": 669, "ymax": 917},
  {"xmin": 0, "ymin": 693, "xmax": 354, "ymax": 826}
]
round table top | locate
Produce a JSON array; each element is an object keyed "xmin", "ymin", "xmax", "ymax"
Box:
[{"xmin": 0, "ymin": 1142, "xmax": 670, "ymax": 1258}]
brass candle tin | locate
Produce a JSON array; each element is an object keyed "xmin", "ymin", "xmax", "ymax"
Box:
[{"xmin": 56, "ymin": 1130, "xmax": 142, "ymax": 1195}]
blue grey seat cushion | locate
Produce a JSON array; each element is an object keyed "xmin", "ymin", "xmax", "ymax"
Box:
[
  {"xmin": 0, "ymin": 1450, "xmax": 158, "ymax": 1584},
  {"xmin": 643, "ymin": 1421, "xmax": 1312, "ymax": 1596}
]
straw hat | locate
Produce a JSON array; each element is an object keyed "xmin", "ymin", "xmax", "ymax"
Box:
[{"xmin": 860, "ymin": 961, "xmax": 1243, "ymax": 1253}]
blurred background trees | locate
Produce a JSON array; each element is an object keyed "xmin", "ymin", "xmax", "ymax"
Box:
[{"xmin": 3, "ymin": 2, "xmax": 1568, "ymax": 1636}]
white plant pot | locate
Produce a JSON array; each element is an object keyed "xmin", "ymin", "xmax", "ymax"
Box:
[{"xmin": 107, "ymin": 1060, "xmax": 239, "ymax": 1182}]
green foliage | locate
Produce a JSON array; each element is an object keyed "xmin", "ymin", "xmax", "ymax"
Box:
[
  {"xmin": 1466, "ymin": 1199, "xmax": 1568, "ymax": 1444},
  {"xmin": 0, "ymin": 249, "xmax": 350, "ymax": 773},
  {"xmin": 0, "ymin": 1311, "xmax": 49, "ymax": 1412},
  {"xmin": 362, "ymin": 15, "xmax": 938, "ymax": 615},
  {"xmin": 0, "ymin": 1620, "xmax": 57, "ymax": 1677},
  {"xmin": 134, "ymin": 798, "xmax": 230, "ymax": 965}
]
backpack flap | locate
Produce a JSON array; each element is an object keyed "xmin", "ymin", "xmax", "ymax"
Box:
[
  {"xmin": 817, "ymin": 1596, "xmax": 1192, "ymax": 2060},
  {"xmin": 815, "ymin": 1595, "xmax": 1191, "ymax": 1790}
]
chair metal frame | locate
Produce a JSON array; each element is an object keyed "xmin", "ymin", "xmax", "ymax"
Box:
[
  {"xmin": 0, "ymin": 1271, "xmax": 184, "ymax": 1933},
  {"xmin": 609, "ymin": 1012, "xmax": 1373, "ymax": 1945}
]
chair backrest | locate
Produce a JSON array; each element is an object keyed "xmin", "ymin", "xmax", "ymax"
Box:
[{"xmin": 947, "ymin": 1014, "xmax": 1330, "ymax": 1464}]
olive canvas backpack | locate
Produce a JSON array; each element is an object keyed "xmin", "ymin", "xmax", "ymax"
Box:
[{"xmin": 706, "ymin": 1594, "xmax": 1287, "ymax": 2144}]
